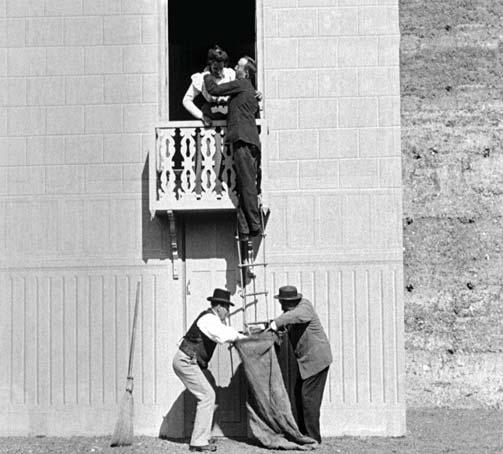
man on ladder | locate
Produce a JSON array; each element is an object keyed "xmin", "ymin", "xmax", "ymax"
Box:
[
  {"xmin": 204, "ymin": 55, "xmax": 263, "ymax": 251},
  {"xmin": 205, "ymin": 54, "xmax": 269, "ymax": 340}
]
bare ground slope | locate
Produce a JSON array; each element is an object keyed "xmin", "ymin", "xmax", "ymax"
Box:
[{"xmin": 401, "ymin": 0, "xmax": 503, "ymax": 407}]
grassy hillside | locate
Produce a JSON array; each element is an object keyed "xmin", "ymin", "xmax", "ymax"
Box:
[{"xmin": 401, "ymin": 0, "xmax": 503, "ymax": 406}]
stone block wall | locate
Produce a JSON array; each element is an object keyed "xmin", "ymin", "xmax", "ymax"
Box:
[
  {"xmin": 0, "ymin": 0, "xmax": 183, "ymax": 437},
  {"xmin": 0, "ymin": 0, "xmax": 160, "ymax": 262},
  {"xmin": 261, "ymin": 0, "xmax": 404, "ymax": 435}
]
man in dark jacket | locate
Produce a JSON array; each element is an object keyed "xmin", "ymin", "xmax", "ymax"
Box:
[
  {"xmin": 269, "ymin": 285, "xmax": 333, "ymax": 443},
  {"xmin": 203, "ymin": 56, "xmax": 262, "ymax": 240},
  {"xmin": 172, "ymin": 289, "xmax": 246, "ymax": 452}
]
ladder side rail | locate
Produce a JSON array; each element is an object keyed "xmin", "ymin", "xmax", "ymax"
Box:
[{"xmin": 235, "ymin": 232, "xmax": 247, "ymax": 330}]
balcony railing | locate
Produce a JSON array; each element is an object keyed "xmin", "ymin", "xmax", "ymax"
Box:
[{"xmin": 150, "ymin": 120, "xmax": 262, "ymax": 216}]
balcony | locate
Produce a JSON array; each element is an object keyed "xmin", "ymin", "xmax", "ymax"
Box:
[{"xmin": 150, "ymin": 120, "xmax": 263, "ymax": 216}]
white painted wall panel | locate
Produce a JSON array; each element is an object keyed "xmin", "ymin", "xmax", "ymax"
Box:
[
  {"xmin": 266, "ymin": 264, "xmax": 404, "ymax": 435},
  {"xmin": 0, "ymin": 269, "xmax": 185, "ymax": 435}
]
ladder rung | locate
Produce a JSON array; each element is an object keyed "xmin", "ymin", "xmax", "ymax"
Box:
[
  {"xmin": 229, "ymin": 302, "xmax": 257, "ymax": 316},
  {"xmin": 241, "ymin": 291, "xmax": 268, "ymax": 298},
  {"xmin": 238, "ymin": 262, "xmax": 267, "ymax": 268},
  {"xmin": 234, "ymin": 233, "xmax": 267, "ymax": 240}
]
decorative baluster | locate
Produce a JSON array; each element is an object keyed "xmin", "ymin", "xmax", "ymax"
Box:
[
  {"xmin": 219, "ymin": 127, "xmax": 229, "ymax": 196},
  {"xmin": 213, "ymin": 128, "xmax": 224, "ymax": 199},
  {"xmin": 200, "ymin": 128, "xmax": 218, "ymax": 200},
  {"xmin": 179, "ymin": 128, "xmax": 197, "ymax": 201},
  {"xmin": 157, "ymin": 130, "xmax": 168, "ymax": 196},
  {"xmin": 193, "ymin": 128, "xmax": 203, "ymax": 199},
  {"xmin": 165, "ymin": 129, "xmax": 177, "ymax": 199},
  {"xmin": 157, "ymin": 129, "xmax": 177, "ymax": 200},
  {"xmin": 220, "ymin": 127, "xmax": 238, "ymax": 205}
]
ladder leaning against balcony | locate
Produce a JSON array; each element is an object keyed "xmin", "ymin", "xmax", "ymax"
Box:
[
  {"xmin": 152, "ymin": 119, "xmax": 267, "ymax": 281},
  {"xmin": 234, "ymin": 206, "xmax": 270, "ymax": 333}
]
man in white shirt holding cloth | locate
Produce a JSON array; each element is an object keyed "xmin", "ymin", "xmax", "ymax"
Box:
[{"xmin": 172, "ymin": 288, "xmax": 246, "ymax": 452}]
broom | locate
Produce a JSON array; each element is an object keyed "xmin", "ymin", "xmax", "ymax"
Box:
[{"xmin": 111, "ymin": 281, "xmax": 141, "ymax": 447}]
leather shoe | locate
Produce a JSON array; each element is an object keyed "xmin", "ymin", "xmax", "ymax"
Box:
[{"xmin": 189, "ymin": 445, "xmax": 217, "ymax": 452}]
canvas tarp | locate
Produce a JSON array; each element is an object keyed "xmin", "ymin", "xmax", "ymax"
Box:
[{"xmin": 235, "ymin": 331, "xmax": 317, "ymax": 450}]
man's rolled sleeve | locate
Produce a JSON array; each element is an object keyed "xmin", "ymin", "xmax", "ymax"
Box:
[{"xmin": 197, "ymin": 313, "xmax": 242, "ymax": 344}]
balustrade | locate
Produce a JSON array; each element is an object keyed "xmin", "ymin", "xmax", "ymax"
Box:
[{"xmin": 150, "ymin": 120, "xmax": 240, "ymax": 214}]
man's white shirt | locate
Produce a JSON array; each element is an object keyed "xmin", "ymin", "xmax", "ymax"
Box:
[{"xmin": 197, "ymin": 309, "xmax": 245, "ymax": 344}]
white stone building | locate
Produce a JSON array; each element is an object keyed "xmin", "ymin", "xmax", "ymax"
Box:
[{"xmin": 0, "ymin": 0, "xmax": 404, "ymax": 438}]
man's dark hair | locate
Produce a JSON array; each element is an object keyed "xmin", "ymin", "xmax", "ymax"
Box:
[
  {"xmin": 207, "ymin": 45, "xmax": 228, "ymax": 65},
  {"xmin": 243, "ymin": 55, "xmax": 257, "ymax": 88}
]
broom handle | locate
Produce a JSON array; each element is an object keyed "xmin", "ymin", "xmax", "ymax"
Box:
[{"xmin": 127, "ymin": 282, "xmax": 141, "ymax": 382}]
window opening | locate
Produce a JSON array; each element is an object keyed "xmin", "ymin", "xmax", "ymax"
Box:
[{"xmin": 168, "ymin": 0, "xmax": 256, "ymax": 121}]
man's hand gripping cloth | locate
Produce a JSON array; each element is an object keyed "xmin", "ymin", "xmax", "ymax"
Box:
[{"xmin": 235, "ymin": 331, "xmax": 317, "ymax": 450}]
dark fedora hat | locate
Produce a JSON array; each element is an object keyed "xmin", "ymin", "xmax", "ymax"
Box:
[
  {"xmin": 207, "ymin": 288, "xmax": 234, "ymax": 306},
  {"xmin": 274, "ymin": 285, "xmax": 302, "ymax": 301}
]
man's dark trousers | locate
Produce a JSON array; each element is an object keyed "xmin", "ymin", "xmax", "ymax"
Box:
[
  {"xmin": 234, "ymin": 141, "xmax": 261, "ymax": 236},
  {"xmin": 294, "ymin": 366, "xmax": 329, "ymax": 444}
]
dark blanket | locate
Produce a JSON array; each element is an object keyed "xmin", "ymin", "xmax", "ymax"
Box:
[{"xmin": 235, "ymin": 332, "xmax": 317, "ymax": 450}]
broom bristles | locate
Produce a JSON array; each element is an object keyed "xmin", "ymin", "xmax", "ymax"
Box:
[
  {"xmin": 111, "ymin": 283, "xmax": 140, "ymax": 448},
  {"xmin": 110, "ymin": 390, "xmax": 134, "ymax": 447}
]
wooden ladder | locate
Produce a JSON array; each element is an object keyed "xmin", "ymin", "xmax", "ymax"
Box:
[{"xmin": 235, "ymin": 208, "xmax": 270, "ymax": 333}]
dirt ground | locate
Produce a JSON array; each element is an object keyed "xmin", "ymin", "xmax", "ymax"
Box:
[{"xmin": 1, "ymin": 409, "xmax": 502, "ymax": 454}]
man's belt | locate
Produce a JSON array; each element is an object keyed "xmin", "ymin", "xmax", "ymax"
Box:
[{"xmin": 179, "ymin": 341, "xmax": 196, "ymax": 359}]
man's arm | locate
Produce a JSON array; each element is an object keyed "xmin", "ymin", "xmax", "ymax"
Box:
[
  {"xmin": 273, "ymin": 301, "xmax": 313, "ymax": 329},
  {"xmin": 197, "ymin": 313, "xmax": 246, "ymax": 344},
  {"xmin": 204, "ymin": 74, "xmax": 245, "ymax": 96}
]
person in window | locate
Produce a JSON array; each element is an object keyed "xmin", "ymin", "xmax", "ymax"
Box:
[
  {"xmin": 182, "ymin": 45, "xmax": 235, "ymax": 126},
  {"xmin": 203, "ymin": 56, "xmax": 262, "ymax": 240},
  {"xmin": 268, "ymin": 285, "xmax": 333, "ymax": 444},
  {"xmin": 172, "ymin": 288, "xmax": 246, "ymax": 452}
]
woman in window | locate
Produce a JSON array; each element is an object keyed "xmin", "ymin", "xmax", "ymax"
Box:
[{"xmin": 182, "ymin": 45, "xmax": 236, "ymax": 126}]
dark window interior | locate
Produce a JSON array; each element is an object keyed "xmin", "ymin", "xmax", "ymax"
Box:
[{"xmin": 168, "ymin": 0, "xmax": 256, "ymax": 121}]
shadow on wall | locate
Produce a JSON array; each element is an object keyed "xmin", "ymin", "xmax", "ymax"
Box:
[
  {"xmin": 140, "ymin": 144, "xmax": 270, "ymax": 293},
  {"xmin": 141, "ymin": 155, "xmax": 239, "ymax": 293},
  {"xmin": 183, "ymin": 210, "xmax": 240, "ymax": 295},
  {"xmin": 158, "ymin": 363, "xmax": 246, "ymax": 441},
  {"xmin": 141, "ymin": 155, "xmax": 171, "ymax": 262}
]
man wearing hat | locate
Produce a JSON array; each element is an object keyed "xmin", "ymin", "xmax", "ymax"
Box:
[
  {"xmin": 173, "ymin": 288, "xmax": 246, "ymax": 452},
  {"xmin": 269, "ymin": 285, "xmax": 332, "ymax": 444}
]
